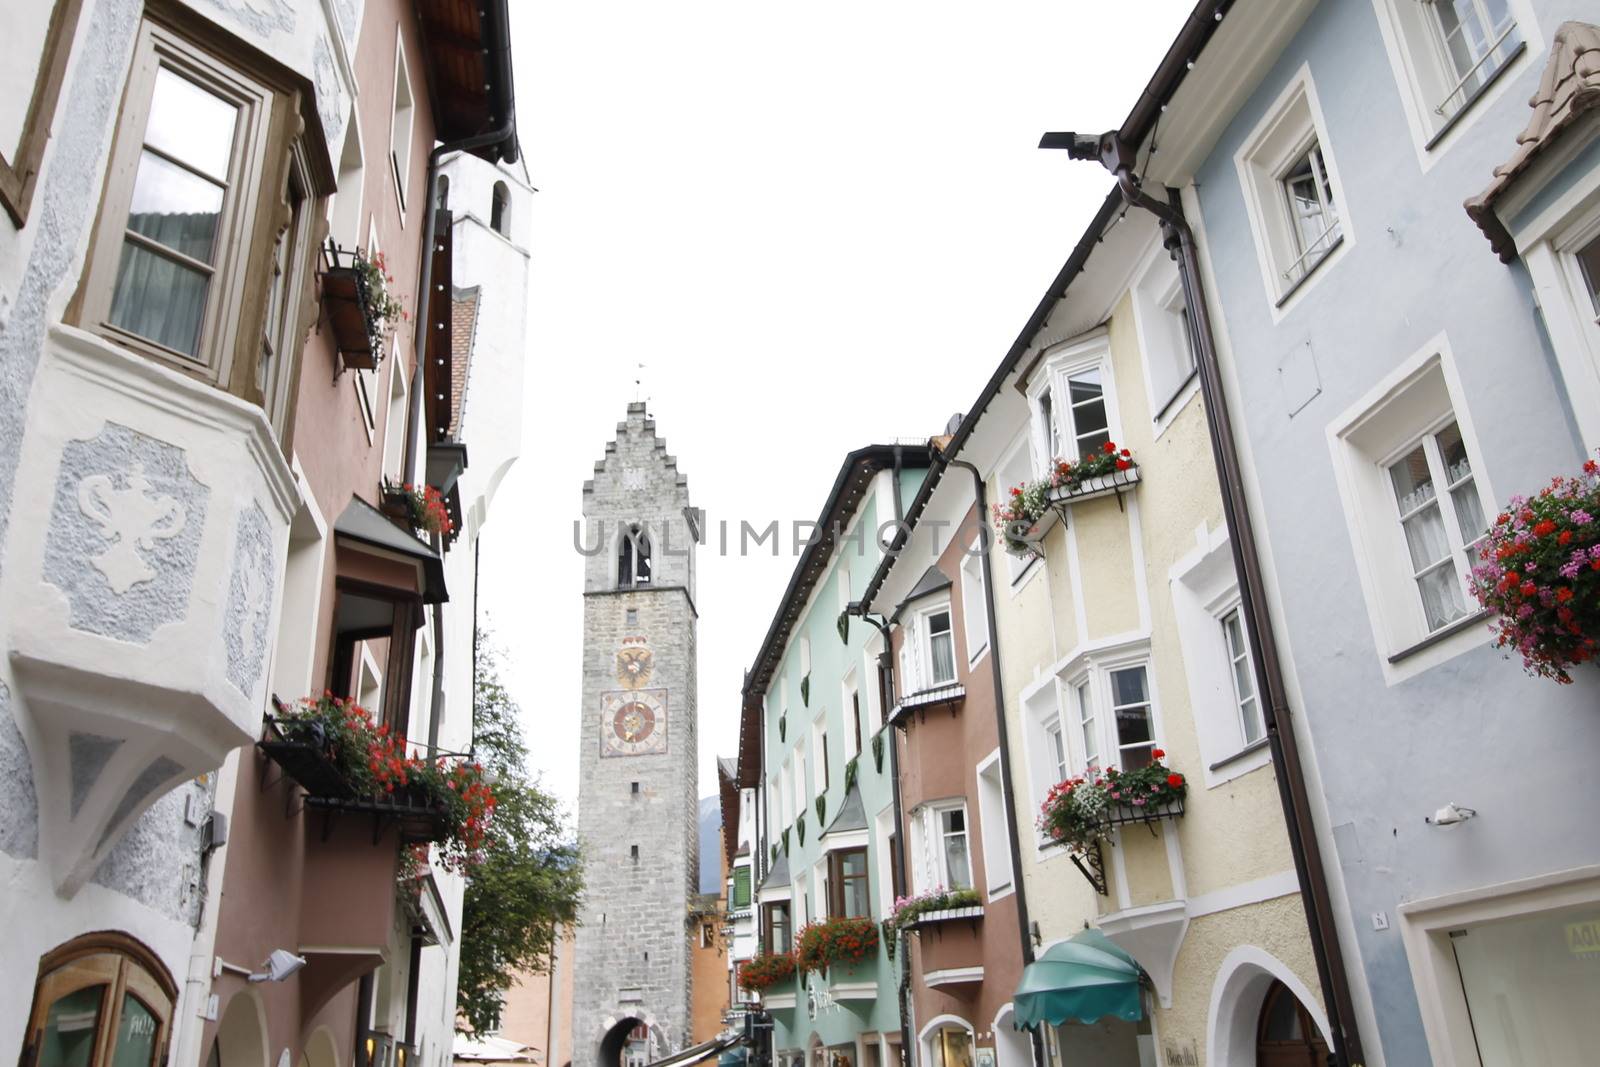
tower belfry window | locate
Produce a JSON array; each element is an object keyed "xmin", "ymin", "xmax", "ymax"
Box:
[{"xmin": 618, "ymin": 524, "xmax": 652, "ymax": 587}]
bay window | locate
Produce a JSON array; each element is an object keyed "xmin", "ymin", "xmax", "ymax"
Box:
[
  {"xmin": 1109, "ymin": 666, "xmax": 1157, "ymax": 771},
  {"xmin": 1027, "ymin": 332, "xmax": 1117, "ymax": 476},
  {"xmin": 76, "ymin": 14, "xmax": 326, "ymax": 429},
  {"xmin": 764, "ymin": 901, "xmax": 791, "ymax": 954}
]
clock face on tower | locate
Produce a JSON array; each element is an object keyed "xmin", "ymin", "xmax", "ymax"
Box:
[{"xmin": 600, "ymin": 688, "xmax": 668, "ymax": 757}]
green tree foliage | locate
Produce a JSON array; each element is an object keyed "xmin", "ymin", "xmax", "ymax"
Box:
[{"xmin": 457, "ymin": 631, "xmax": 583, "ymax": 1034}]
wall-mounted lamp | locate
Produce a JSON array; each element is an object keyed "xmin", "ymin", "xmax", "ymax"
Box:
[
  {"xmin": 1425, "ymin": 803, "xmax": 1477, "ymax": 827},
  {"xmin": 214, "ymin": 949, "xmax": 307, "ymax": 983}
]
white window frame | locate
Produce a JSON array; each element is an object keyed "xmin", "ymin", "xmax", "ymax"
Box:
[
  {"xmin": 812, "ymin": 716, "xmax": 828, "ymax": 798},
  {"xmin": 1518, "ymin": 193, "xmax": 1600, "ymax": 454},
  {"xmin": 1397, "ymin": 865, "xmax": 1600, "ymax": 1067},
  {"xmin": 792, "ymin": 740, "xmax": 807, "ymax": 821},
  {"xmin": 1025, "ymin": 330, "xmax": 1119, "ymax": 474},
  {"xmin": 1381, "ymin": 421, "xmax": 1489, "ymax": 634},
  {"xmin": 993, "ymin": 431, "xmax": 1042, "ymax": 589},
  {"xmin": 1369, "ymin": 0, "xmax": 1540, "ymax": 165},
  {"xmin": 959, "ymin": 541, "xmax": 989, "ymax": 667},
  {"xmin": 873, "ymin": 804, "xmax": 897, "ymax": 919},
  {"xmin": 912, "ymin": 799, "xmax": 973, "ymax": 893},
  {"xmin": 841, "ymin": 669, "xmax": 861, "ymax": 761},
  {"xmin": 1326, "ymin": 336, "xmax": 1497, "ymax": 684},
  {"xmin": 328, "ymin": 101, "xmax": 364, "ymax": 250},
  {"xmin": 918, "ymin": 601, "xmax": 957, "ymax": 688},
  {"xmin": 389, "ymin": 29, "xmax": 415, "ymax": 211},
  {"xmin": 974, "ymin": 750, "xmax": 1013, "ymax": 900},
  {"xmin": 1130, "ymin": 236, "xmax": 1200, "ymax": 437},
  {"xmin": 1233, "ymin": 65, "xmax": 1354, "ymax": 319}
]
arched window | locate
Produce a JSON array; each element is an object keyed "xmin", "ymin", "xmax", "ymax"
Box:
[
  {"xmin": 618, "ymin": 524, "xmax": 651, "ymax": 587},
  {"xmin": 490, "ymin": 181, "xmax": 510, "ymax": 237},
  {"xmin": 25, "ymin": 934, "xmax": 177, "ymax": 1067}
]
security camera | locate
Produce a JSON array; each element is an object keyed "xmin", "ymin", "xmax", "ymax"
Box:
[
  {"xmin": 1425, "ymin": 803, "xmax": 1477, "ymax": 827},
  {"xmin": 249, "ymin": 949, "xmax": 307, "ymax": 983}
]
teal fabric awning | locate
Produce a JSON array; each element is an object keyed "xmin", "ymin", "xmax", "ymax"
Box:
[{"xmin": 1012, "ymin": 928, "xmax": 1144, "ymax": 1029}]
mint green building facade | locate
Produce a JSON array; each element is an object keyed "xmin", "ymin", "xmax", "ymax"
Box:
[{"xmin": 739, "ymin": 446, "xmax": 931, "ymax": 1067}]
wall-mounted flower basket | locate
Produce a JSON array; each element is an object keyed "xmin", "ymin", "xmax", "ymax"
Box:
[
  {"xmin": 258, "ymin": 714, "xmax": 356, "ymax": 800},
  {"xmin": 1472, "ymin": 451, "xmax": 1600, "ymax": 683},
  {"xmin": 1038, "ymin": 749, "xmax": 1187, "ymax": 896},
  {"xmin": 319, "ymin": 245, "xmax": 406, "ymax": 371},
  {"xmin": 795, "ymin": 916, "xmax": 879, "ymax": 975},
  {"xmin": 739, "ymin": 950, "xmax": 798, "ymax": 993},
  {"xmin": 381, "ymin": 480, "xmax": 454, "ymax": 541},
  {"xmin": 993, "ymin": 443, "xmax": 1141, "ymax": 558}
]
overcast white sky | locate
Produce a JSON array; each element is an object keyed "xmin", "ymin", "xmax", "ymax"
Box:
[{"xmin": 479, "ymin": 2, "xmax": 1197, "ymax": 828}]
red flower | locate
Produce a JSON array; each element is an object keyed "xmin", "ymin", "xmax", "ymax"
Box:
[
  {"xmin": 1167, "ymin": 773, "xmax": 1185, "ymax": 787},
  {"xmin": 1120, "ymin": 448, "xmax": 1130, "ymax": 457},
  {"xmin": 1115, "ymin": 459, "xmax": 1132, "ymax": 470},
  {"xmin": 1557, "ymin": 588, "xmax": 1575, "ymax": 603},
  {"xmin": 1151, "ymin": 748, "xmax": 1165, "ymax": 759},
  {"xmin": 1102, "ymin": 441, "xmax": 1117, "ymax": 454},
  {"xmin": 1559, "ymin": 531, "xmax": 1573, "ymax": 546},
  {"xmin": 1532, "ymin": 520, "xmax": 1557, "ymax": 537}
]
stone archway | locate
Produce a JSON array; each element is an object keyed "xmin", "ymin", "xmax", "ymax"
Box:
[
  {"xmin": 1207, "ymin": 945, "xmax": 1332, "ymax": 1066},
  {"xmin": 598, "ymin": 1017, "xmax": 652, "ymax": 1067}
]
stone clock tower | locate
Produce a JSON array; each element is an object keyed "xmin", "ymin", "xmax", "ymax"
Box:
[{"xmin": 573, "ymin": 403, "xmax": 700, "ymax": 1067}]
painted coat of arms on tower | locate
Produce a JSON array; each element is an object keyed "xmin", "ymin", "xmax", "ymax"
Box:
[{"xmin": 616, "ymin": 635, "xmax": 653, "ymax": 689}]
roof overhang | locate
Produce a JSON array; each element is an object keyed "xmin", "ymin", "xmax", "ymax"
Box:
[{"xmin": 414, "ymin": 0, "xmax": 519, "ymax": 163}]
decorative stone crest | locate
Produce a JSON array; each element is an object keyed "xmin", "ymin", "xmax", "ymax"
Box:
[
  {"xmin": 76, "ymin": 465, "xmax": 187, "ymax": 593},
  {"xmin": 44, "ymin": 423, "xmax": 208, "ymax": 642},
  {"xmin": 616, "ymin": 635, "xmax": 653, "ymax": 689},
  {"xmin": 223, "ymin": 502, "xmax": 275, "ymax": 696}
]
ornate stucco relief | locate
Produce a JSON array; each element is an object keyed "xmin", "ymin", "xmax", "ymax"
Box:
[
  {"xmin": 43, "ymin": 423, "xmax": 209, "ymax": 641},
  {"xmin": 195, "ymin": 0, "xmax": 294, "ymax": 39},
  {"xmin": 312, "ymin": 35, "xmax": 345, "ymax": 145},
  {"xmin": 0, "ymin": 683, "xmax": 39, "ymax": 859},
  {"xmin": 224, "ymin": 500, "xmax": 275, "ymax": 696},
  {"xmin": 0, "ymin": 0, "xmax": 141, "ymax": 559}
]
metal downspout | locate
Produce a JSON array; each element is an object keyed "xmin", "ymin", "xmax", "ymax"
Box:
[
  {"xmin": 942, "ymin": 456, "xmax": 1043, "ymax": 1067},
  {"xmin": 1112, "ymin": 169, "xmax": 1366, "ymax": 1066},
  {"xmin": 848, "ymin": 606, "xmax": 914, "ymax": 1067}
]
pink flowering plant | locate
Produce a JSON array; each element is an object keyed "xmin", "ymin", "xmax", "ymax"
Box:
[
  {"xmin": 1470, "ymin": 452, "xmax": 1600, "ymax": 684},
  {"xmin": 991, "ymin": 441, "xmax": 1139, "ymax": 558},
  {"xmin": 1036, "ymin": 749, "xmax": 1187, "ymax": 854},
  {"xmin": 886, "ymin": 887, "xmax": 981, "ymax": 935}
]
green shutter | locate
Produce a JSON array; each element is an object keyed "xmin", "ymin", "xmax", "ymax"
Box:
[{"xmin": 733, "ymin": 865, "xmax": 752, "ymax": 908}]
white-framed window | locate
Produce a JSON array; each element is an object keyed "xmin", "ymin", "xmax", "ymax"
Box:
[
  {"xmin": 328, "ymin": 102, "xmax": 364, "ymax": 250},
  {"xmin": 813, "ymin": 718, "xmax": 829, "ymax": 796},
  {"xmin": 1107, "ymin": 666, "xmax": 1157, "ymax": 769},
  {"xmin": 1234, "ymin": 67, "xmax": 1352, "ymax": 312},
  {"xmin": 1397, "ymin": 866, "xmax": 1600, "ymax": 1067},
  {"xmin": 974, "ymin": 751, "xmax": 1012, "ymax": 898},
  {"xmin": 389, "ymin": 31, "xmax": 415, "ymax": 209},
  {"xmin": 1370, "ymin": 0, "xmax": 1535, "ymax": 156},
  {"xmin": 959, "ymin": 543, "xmax": 988, "ymax": 665},
  {"xmin": 1044, "ymin": 718, "xmax": 1069, "ymax": 785},
  {"xmin": 841, "ymin": 670, "xmax": 862, "ymax": 761},
  {"xmin": 1131, "ymin": 239, "xmax": 1198, "ymax": 429},
  {"xmin": 792, "ymin": 741, "xmax": 807, "ymax": 819},
  {"xmin": 1170, "ymin": 525, "xmax": 1274, "ymax": 785},
  {"xmin": 1071, "ymin": 677, "xmax": 1099, "ymax": 774},
  {"xmin": 873, "ymin": 804, "xmax": 898, "ymax": 918},
  {"xmin": 913, "ymin": 801, "xmax": 973, "ymax": 892},
  {"xmin": 1028, "ymin": 332, "xmax": 1116, "ymax": 469},
  {"xmin": 922, "ymin": 605, "xmax": 956, "ymax": 686},
  {"xmin": 993, "ymin": 434, "xmax": 1040, "ymax": 586},
  {"xmin": 1386, "ymin": 421, "xmax": 1489, "ymax": 632},
  {"xmin": 381, "ymin": 351, "xmax": 408, "ymax": 480},
  {"xmin": 1516, "ymin": 190, "xmax": 1600, "ymax": 454},
  {"xmin": 1221, "ymin": 607, "xmax": 1265, "ymax": 746},
  {"xmin": 1327, "ymin": 340, "xmax": 1496, "ymax": 680}
]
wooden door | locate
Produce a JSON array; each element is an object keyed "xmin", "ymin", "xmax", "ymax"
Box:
[{"xmin": 1256, "ymin": 980, "xmax": 1330, "ymax": 1067}]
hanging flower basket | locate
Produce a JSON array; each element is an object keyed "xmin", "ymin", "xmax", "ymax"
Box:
[
  {"xmin": 382, "ymin": 479, "xmax": 454, "ymax": 540},
  {"xmin": 265, "ymin": 694, "xmax": 495, "ymax": 871},
  {"xmin": 1471, "ymin": 453, "xmax": 1600, "ymax": 683},
  {"xmin": 992, "ymin": 442, "xmax": 1140, "ymax": 557},
  {"xmin": 1037, "ymin": 749, "xmax": 1187, "ymax": 855},
  {"xmin": 886, "ymin": 888, "xmax": 981, "ymax": 937},
  {"xmin": 321, "ymin": 246, "xmax": 407, "ymax": 370}
]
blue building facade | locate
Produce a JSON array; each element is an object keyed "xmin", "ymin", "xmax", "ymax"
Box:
[{"xmin": 1151, "ymin": 2, "xmax": 1600, "ymax": 1062}]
